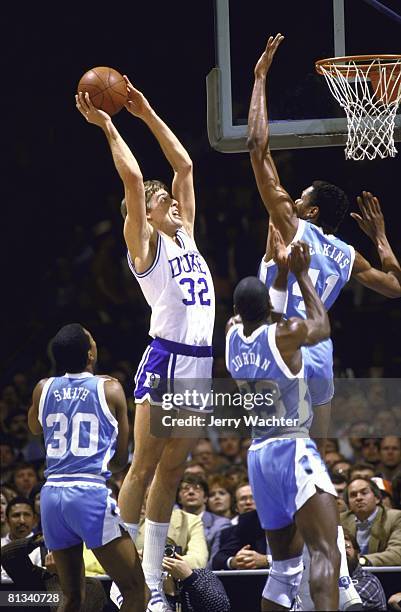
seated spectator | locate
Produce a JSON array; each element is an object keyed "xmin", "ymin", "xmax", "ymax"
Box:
[
  {"xmin": 192, "ymin": 439, "xmax": 226, "ymax": 474},
  {"xmin": 325, "ymin": 438, "xmax": 340, "ymax": 453},
  {"xmin": 372, "ymin": 477, "xmax": 394, "ymax": 509},
  {"xmin": 218, "ymin": 434, "xmax": 243, "ymax": 465},
  {"xmin": 211, "ymin": 481, "xmax": 268, "ymax": 571},
  {"xmin": 0, "ymin": 434, "xmax": 22, "ymax": 485},
  {"xmin": 207, "ymin": 475, "xmax": 234, "ymax": 519},
  {"xmin": 376, "ymin": 436, "xmax": 401, "ymax": 482},
  {"xmin": 220, "ymin": 464, "xmax": 248, "ymax": 490},
  {"xmin": 1, "ymin": 496, "xmax": 41, "ymax": 581},
  {"xmin": 330, "ymin": 473, "xmax": 348, "ymax": 513},
  {"xmin": 4, "ymin": 411, "xmax": 45, "ymax": 462},
  {"xmin": 177, "ymin": 474, "xmax": 231, "ymax": 563},
  {"xmin": 10, "ymin": 462, "xmax": 39, "ymax": 498},
  {"xmin": 184, "ymin": 460, "xmax": 207, "ymax": 480},
  {"xmin": 331, "ymin": 459, "xmax": 351, "ymax": 481},
  {"xmin": 392, "ymin": 474, "xmax": 401, "ymax": 510},
  {"xmin": 1, "ymin": 491, "xmax": 9, "ymax": 538},
  {"xmin": 349, "ymin": 462, "xmax": 376, "ymax": 481},
  {"xmin": 136, "ymin": 507, "xmax": 209, "ymax": 570},
  {"xmin": 360, "ymin": 438, "xmax": 381, "ymax": 469},
  {"xmin": 343, "ymin": 530, "xmax": 387, "ymax": 610},
  {"xmin": 341, "ymin": 477, "xmax": 401, "ymax": 566},
  {"xmin": 325, "ymin": 451, "xmax": 346, "ymax": 469}
]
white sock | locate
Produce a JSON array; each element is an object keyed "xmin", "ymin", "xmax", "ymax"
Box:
[
  {"xmin": 124, "ymin": 521, "xmax": 138, "ymax": 543},
  {"xmin": 337, "ymin": 526, "xmax": 362, "ymax": 610},
  {"xmin": 142, "ymin": 518, "xmax": 170, "ymax": 591}
]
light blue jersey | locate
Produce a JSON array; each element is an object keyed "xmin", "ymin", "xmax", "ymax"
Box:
[
  {"xmin": 226, "ymin": 322, "xmax": 312, "ymax": 440},
  {"xmin": 39, "ymin": 372, "xmax": 118, "ymax": 480},
  {"xmin": 258, "ymin": 219, "xmax": 355, "ymax": 317}
]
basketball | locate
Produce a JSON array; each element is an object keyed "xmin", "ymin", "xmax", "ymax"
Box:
[{"xmin": 77, "ymin": 67, "xmax": 128, "ymax": 116}]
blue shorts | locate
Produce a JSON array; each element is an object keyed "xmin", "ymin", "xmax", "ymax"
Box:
[
  {"xmin": 248, "ymin": 438, "xmax": 336, "ymax": 530},
  {"xmin": 303, "ymin": 338, "xmax": 334, "ymax": 405},
  {"xmin": 134, "ymin": 337, "xmax": 213, "ymax": 412},
  {"xmin": 41, "ymin": 477, "xmax": 124, "ymax": 550}
]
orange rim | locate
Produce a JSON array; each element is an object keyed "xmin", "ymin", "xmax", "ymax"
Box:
[{"xmin": 316, "ymin": 54, "xmax": 401, "ymax": 76}]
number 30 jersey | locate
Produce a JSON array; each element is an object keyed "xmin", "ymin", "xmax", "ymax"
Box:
[
  {"xmin": 127, "ymin": 229, "xmax": 215, "ymax": 346},
  {"xmin": 39, "ymin": 373, "xmax": 118, "ymax": 479},
  {"xmin": 259, "ymin": 219, "xmax": 355, "ymax": 317}
]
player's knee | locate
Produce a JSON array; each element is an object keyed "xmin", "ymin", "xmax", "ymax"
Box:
[
  {"xmin": 129, "ymin": 460, "xmax": 157, "ymax": 485},
  {"xmin": 262, "ymin": 555, "xmax": 303, "ymax": 609},
  {"xmin": 310, "ymin": 543, "xmax": 340, "ymax": 584}
]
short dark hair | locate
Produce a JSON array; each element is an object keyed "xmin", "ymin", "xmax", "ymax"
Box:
[
  {"xmin": 344, "ymin": 476, "xmax": 382, "ymax": 506},
  {"xmin": 361, "ymin": 438, "xmax": 380, "ymax": 449},
  {"xmin": 5, "ymin": 496, "xmax": 35, "ymax": 518},
  {"xmin": 51, "ymin": 324, "xmax": 90, "ymax": 372},
  {"xmin": 180, "ymin": 473, "xmax": 209, "ymax": 497},
  {"xmin": 349, "ymin": 462, "xmax": 376, "ymax": 476},
  {"xmin": 233, "ymin": 276, "xmax": 270, "ymax": 323},
  {"xmin": 310, "ymin": 180, "xmax": 349, "ymax": 234},
  {"xmin": 343, "ymin": 529, "xmax": 360, "ymax": 553}
]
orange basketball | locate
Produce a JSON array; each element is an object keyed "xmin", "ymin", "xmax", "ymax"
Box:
[{"xmin": 77, "ymin": 66, "xmax": 128, "ymax": 116}]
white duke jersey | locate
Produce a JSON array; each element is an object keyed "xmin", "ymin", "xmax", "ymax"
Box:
[
  {"xmin": 226, "ymin": 323, "xmax": 312, "ymax": 440},
  {"xmin": 259, "ymin": 219, "xmax": 355, "ymax": 317},
  {"xmin": 39, "ymin": 373, "xmax": 118, "ymax": 480},
  {"xmin": 127, "ymin": 228, "xmax": 215, "ymax": 345}
]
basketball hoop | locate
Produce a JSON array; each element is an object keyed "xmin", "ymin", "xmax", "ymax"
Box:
[{"xmin": 315, "ymin": 55, "xmax": 401, "ymax": 160}]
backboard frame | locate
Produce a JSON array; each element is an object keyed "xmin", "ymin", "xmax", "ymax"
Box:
[{"xmin": 206, "ymin": 0, "xmax": 401, "ymax": 153}]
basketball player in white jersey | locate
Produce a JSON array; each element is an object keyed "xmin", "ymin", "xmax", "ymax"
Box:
[
  {"xmin": 247, "ymin": 34, "xmax": 401, "ymax": 450},
  {"xmin": 76, "ymin": 80, "xmax": 214, "ymax": 611},
  {"xmin": 27, "ymin": 324, "xmax": 146, "ymax": 612}
]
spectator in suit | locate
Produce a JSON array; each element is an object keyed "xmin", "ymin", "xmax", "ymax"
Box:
[
  {"xmin": 1, "ymin": 496, "xmax": 41, "ymax": 581},
  {"xmin": 177, "ymin": 474, "xmax": 231, "ymax": 564},
  {"xmin": 212, "ymin": 481, "xmax": 268, "ymax": 570},
  {"xmin": 376, "ymin": 437, "xmax": 401, "ymax": 483},
  {"xmin": 343, "ymin": 530, "xmax": 387, "ymax": 610},
  {"xmin": 341, "ymin": 477, "xmax": 401, "ymax": 566}
]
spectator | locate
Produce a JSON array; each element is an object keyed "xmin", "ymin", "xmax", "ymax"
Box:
[
  {"xmin": 4, "ymin": 412, "xmax": 44, "ymax": 463},
  {"xmin": 0, "ymin": 435, "xmax": 21, "ymax": 484},
  {"xmin": 392, "ymin": 474, "xmax": 401, "ymax": 510},
  {"xmin": 218, "ymin": 434, "xmax": 243, "ymax": 465},
  {"xmin": 207, "ymin": 475, "xmax": 234, "ymax": 519},
  {"xmin": 343, "ymin": 530, "xmax": 387, "ymax": 610},
  {"xmin": 331, "ymin": 459, "xmax": 352, "ymax": 481},
  {"xmin": 360, "ymin": 438, "xmax": 381, "ymax": 469},
  {"xmin": 1, "ymin": 496, "xmax": 40, "ymax": 581},
  {"xmin": 239, "ymin": 437, "xmax": 252, "ymax": 465},
  {"xmin": 349, "ymin": 462, "xmax": 376, "ymax": 481},
  {"xmin": 220, "ymin": 464, "xmax": 248, "ymax": 490},
  {"xmin": 376, "ymin": 437, "xmax": 401, "ymax": 482},
  {"xmin": 1, "ymin": 491, "xmax": 9, "ymax": 538},
  {"xmin": 331, "ymin": 473, "xmax": 348, "ymax": 513},
  {"xmin": 341, "ymin": 477, "xmax": 401, "ymax": 566},
  {"xmin": 325, "ymin": 451, "xmax": 345, "ymax": 469},
  {"xmin": 192, "ymin": 439, "xmax": 225, "ymax": 474},
  {"xmin": 371, "ymin": 477, "xmax": 394, "ymax": 509},
  {"xmin": 11, "ymin": 462, "xmax": 39, "ymax": 498},
  {"xmin": 177, "ymin": 474, "xmax": 231, "ymax": 563},
  {"xmin": 183, "ymin": 460, "xmax": 207, "ymax": 480},
  {"xmin": 231, "ymin": 481, "xmax": 256, "ymax": 524}
]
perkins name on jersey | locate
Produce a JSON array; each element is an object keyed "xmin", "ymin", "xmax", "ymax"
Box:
[{"xmin": 308, "ymin": 242, "xmax": 350, "ymax": 269}]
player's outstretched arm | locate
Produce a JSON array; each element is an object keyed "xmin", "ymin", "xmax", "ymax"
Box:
[
  {"xmin": 277, "ymin": 242, "xmax": 330, "ymax": 350},
  {"xmin": 246, "ymin": 34, "xmax": 298, "ymax": 245},
  {"xmin": 124, "ymin": 77, "xmax": 195, "ymax": 239},
  {"xmin": 28, "ymin": 380, "xmax": 46, "ymax": 435},
  {"xmin": 75, "ymin": 92, "xmax": 151, "ymax": 265},
  {"xmin": 269, "ymin": 225, "xmax": 289, "ymax": 322},
  {"xmin": 351, "ymin": 191, "xmax": 401, "ymax": 298},
  {"xmin": 104, "ymin": 379, "xmax": 129, "ymax": 473}
]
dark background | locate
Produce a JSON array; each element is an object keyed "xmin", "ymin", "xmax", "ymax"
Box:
[{"xmin": 2, "ymin": 1, "xmax": 401, "ymax": 388}]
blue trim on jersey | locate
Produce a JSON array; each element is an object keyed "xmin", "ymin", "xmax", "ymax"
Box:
[
  {"xmin": 46, "ymin": 474, "xmax": 106, "ymax": 485},
  {"xmin": 127, "ymin": 233, "xmax": 161, "ymax": 278},
  {"xmin": 152, "ymin": 336, "xmax": 213, "ymax": 357}
]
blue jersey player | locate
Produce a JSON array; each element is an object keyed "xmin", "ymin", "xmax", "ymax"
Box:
[
  {"xmin": 226, "ymin": 242, "xmax": 358, "ymax": 611},
  {"xmin": 28, "ymin": 324, "xmax": 146, "ymax": 612},
  {"xmin": 247, "ymin": 34, "xmax": 401, "ymax": 454}
]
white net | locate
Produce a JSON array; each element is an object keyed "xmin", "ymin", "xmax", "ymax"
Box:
[{"xmin": 318, "ymin": 57, "xmax": 401, "ymax": 161}]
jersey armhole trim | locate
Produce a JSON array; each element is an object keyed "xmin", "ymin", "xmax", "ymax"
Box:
[
  {"xmin": 267, "ymin": 324, "xmax": 304, "ymax": 379},
  {"xmin": 127, "ymin": 233, "xmax": 161, "ymax": 278},
  {"xmin": 38, "ymin": 378, "xmax": 55, "ymax": 426},
  {"xmin": 225, "ymin": 324, "xmax": 240, "ymax": 371},
  {"xmin": 347, "ymin": 245, "xmax": 356, "ymax": 282},
  {"xmin": 97, "ymin": 378, "xmax": 119, "ymax": 428}
]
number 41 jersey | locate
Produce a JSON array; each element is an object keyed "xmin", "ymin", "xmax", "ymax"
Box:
[
  {"xmin": 259, "ymin": 219, "xmax": 355, "ymax": 317},
  {"xmin": 39, "ymin": 373, "xmax": 118, "ymax": 480}
]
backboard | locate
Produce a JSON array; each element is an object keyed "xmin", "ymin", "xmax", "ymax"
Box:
[{"xmin": 207, "ymin": 0, "xmax": 401, "ymax": 152}]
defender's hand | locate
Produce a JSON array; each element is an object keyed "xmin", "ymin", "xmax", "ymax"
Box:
[
  {"xmin": 351, "ymin": 191, "xmax": 386, "ymax": 243},
  {"xmin": 123, "ymin": 76, "xmax": 152, "ymax": 118},
  {"xmin": 254, "ymin": 34, "xmax": 284, "ymax": 79},
  {"xmin": 75, "ymin": 92, "xmax": 111, "ymax": 126},
  {"xmin": 289, "ymin": 241, "xmax": 310, "ymax": 276},
  {"xmin": 271, "ymin": 224, "xmax": 288, "ymax": 271}
]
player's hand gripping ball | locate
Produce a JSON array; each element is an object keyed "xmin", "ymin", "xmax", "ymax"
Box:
[{"xmin": 77, "ymin": 67, "xmax": 128, "ymax": 116}]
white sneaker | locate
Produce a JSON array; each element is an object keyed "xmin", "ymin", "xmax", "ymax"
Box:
[
  {"xmin": 146, "ymin": 586, "xmax": 174, "ymax": 612},
  {"xmin": 109, "ymin": 581, "xmax": 123, "ymax": 610}
]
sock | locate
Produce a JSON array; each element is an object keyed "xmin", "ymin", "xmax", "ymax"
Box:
[
  {"xmin": 142, "ymin": 518, "xmax": 170, "ymax": 592},
  {"xmin": 337, "ymin": 526, "xmax": 363, "ymax": 611},
  {"xmin": 124, "ymin": 521, "xmax": 138, "ymax": 543}
]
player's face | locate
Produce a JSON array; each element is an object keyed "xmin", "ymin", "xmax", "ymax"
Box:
[
  {"xmin": 294, "ymin": 185, "xmax": 314, "ymax": 219},
  {"xmin": 147, "ymin": 189, "xmax": 182, "ymax": 232}
]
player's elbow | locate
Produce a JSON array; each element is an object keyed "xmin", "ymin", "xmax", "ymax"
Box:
[{"xmin": 247, "ymin": 135, "xmax": 266, "ymax": 155}]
